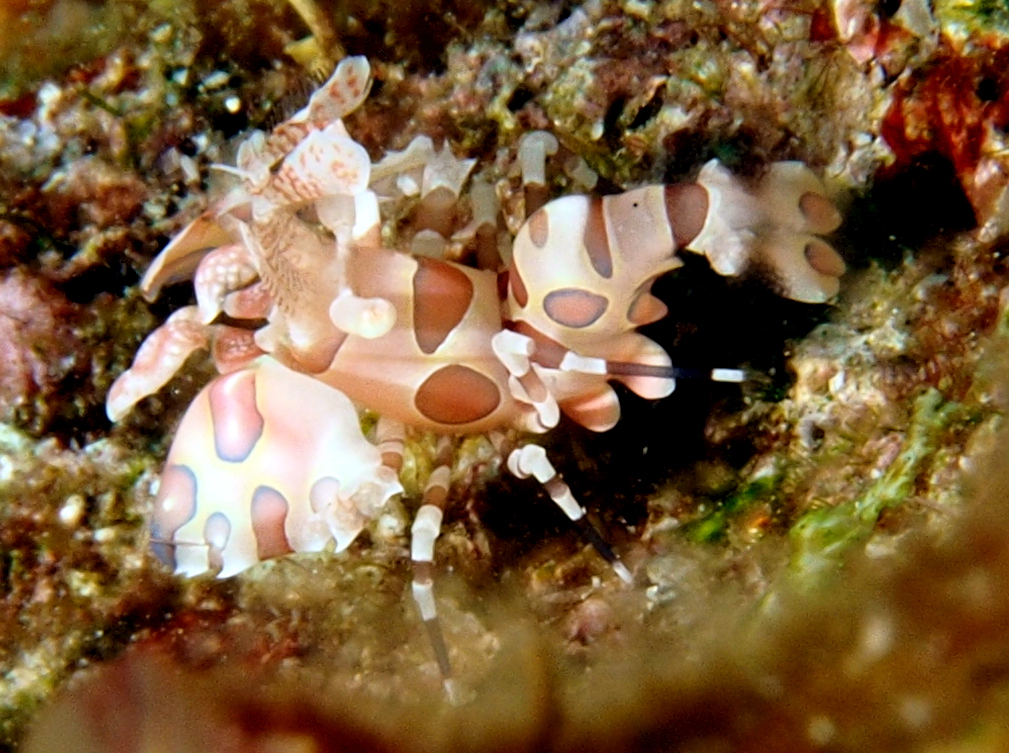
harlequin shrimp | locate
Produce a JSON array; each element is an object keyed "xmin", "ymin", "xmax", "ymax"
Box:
[{"xmin": 106, "ymin": 57, "xmax": 845, "ymax": 696}]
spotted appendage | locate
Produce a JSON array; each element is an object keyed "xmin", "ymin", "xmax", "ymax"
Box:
[
  {"xmin": 504, "ymin": 165, "xmax": 844, "ymax": 431},
  {"xmin": 153, "ymin": 358, "xmax": 401, "ymax": 578},
  {"xmin": 689, "ymin": 160, "xmax": 845, "ymax": 301},
  {"xmin": 505, "ymin": 185, "xmax": 699, "ymax": 430}
]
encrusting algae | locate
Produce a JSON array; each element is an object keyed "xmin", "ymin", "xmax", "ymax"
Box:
[{"xmin": 2, "ymin": 0, "xmax": 1009, "ymax": 751}]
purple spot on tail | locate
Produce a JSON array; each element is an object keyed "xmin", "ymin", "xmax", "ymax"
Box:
[
  {"xmin": 152, "ymin": 464, "xmax": 198, "ymax": 570},
  {"xmin": 149, "ymin": 522, "xmax": 175, "ymax": 569},
  {"xmin": 204, "ymin": 512, "xmax": 232, "ymax": 572},
  {"xmin": 251, "ymin": 485, "xmax": 294, "ymax": 559},
  {"xmin": 208, "ymin": 370, "xmax": 264, "ymax": 462}
]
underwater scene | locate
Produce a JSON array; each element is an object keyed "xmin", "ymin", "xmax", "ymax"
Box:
[{"xmin": 3, "ymin": 0, "xmax": 1009, "ymax": 750}]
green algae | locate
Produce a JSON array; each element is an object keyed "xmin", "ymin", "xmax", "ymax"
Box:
[
  {"xmin": 5, "ymin": 0, "xmax": 1009, "ymax": 749},
  {"xmin": 935, "ymin": 0, "xmax": 1009, "ymax": 39},
  {"xmin": 682, "ymin": 473, "xmax": 781, "ymax": 544},
  {"xmin": 789, "ymin": 388, "xmax": 960, "ymax": 578}
]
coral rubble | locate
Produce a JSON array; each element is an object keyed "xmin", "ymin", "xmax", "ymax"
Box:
[{"xmin": 3, "ymin": 0, "xmax": 1009, "ymax": 751}]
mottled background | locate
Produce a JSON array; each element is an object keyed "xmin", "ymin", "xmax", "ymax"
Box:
[{"xmin": 3, "ymin": 0, "xmax": 1009, "ymax": 750}]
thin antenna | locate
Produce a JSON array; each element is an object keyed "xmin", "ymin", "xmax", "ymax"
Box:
[
  {"xmin": 604, "ymin": 359, "xmax": 747, "ymax": 384},
  {"xmin": 209, "ymin": 162, "xmax": 256, "ymax": 181}
]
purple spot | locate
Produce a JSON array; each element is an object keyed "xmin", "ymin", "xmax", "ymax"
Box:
[
  {"xmin": 251, "ymin": 485, "xmax": 293, "ymax": 559},
  {"xmin": 152, "ymin": 464, "xmax": 198, "ymax": 568},
  {"xmin": 208, "ymin": 370, "xmax": 264, "ymax": 462}
]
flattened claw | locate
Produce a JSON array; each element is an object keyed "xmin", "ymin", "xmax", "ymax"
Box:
[
  {"xmin": 754, "ymin": 230, "xmax": 846, "ymax": 303},
  {"xmin": 160, "ymin": 358, "xmax": 401, "ymax": 579},
  {"xmin": 756, "ymin": 162, "xmax": 843, "ymax": 235},
  {"xmin": 687, "ymin": 159, "xmax": 846, "ymax": 302},
  {"xmin": 260, "ymin": 57, "xmax": 373, "ymax": 169},
  {"xmin": 140, "ymin": 213, "xmax": 234, "ymax": 302},
  {"xmin": 106, "ymin": 307, "xmax": 209, "ymax": 422}
]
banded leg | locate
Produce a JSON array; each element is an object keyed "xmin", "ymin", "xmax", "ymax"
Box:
[
  {"xmin": 507, "ymin": 444, "xmax": 633, "ymax": 584},
  {"xmin": 541, "ymin": 341, "xmax": 746, "ymax": 397},
  {"xmin": 410, "ymin": 435, "xmax": 457, "ymax": 700},
  {"xmin": 410, "ymin": 147, "xmax": 477, "ymax": 258},
  {"xmin": 518, "ymin": 132, "xmax": 558, "ymax": 216},
  {"xmin": 495, "ymin": 328, "xmax": 745, "ymax": 433},
  {"xmin": 374, "ymin": 417, "xmax": 406, "ymax": 474},
  {"xmin": 491, "ymin": 330, "xmax": 560, "ymax": 432},
  {"xmin": 469, "ymin": 176, "xmax": 501, "ymax": 271}
]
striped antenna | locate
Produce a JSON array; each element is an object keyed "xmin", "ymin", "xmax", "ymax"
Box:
[
  {"xmin": 539, "ymin": 341, "xmax": 749, "ymax": 385},
  {"xmin": 603, "ymin": 360, "xmax": 746, "ymax": 383}
]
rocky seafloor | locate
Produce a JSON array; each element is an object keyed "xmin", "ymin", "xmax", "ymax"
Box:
[{"xmin": 4, "ymin": 0, "xmax": 1009, "ymax": 750}]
